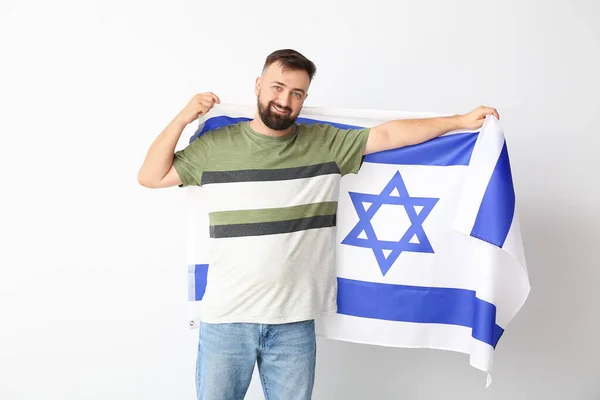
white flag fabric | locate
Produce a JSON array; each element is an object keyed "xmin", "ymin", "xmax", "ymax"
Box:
[{"xmin": 183, "ymin": 104, "xmax": 530, "ymax": 387}]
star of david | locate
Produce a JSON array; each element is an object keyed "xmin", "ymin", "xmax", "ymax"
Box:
[{"xmin": 341, "ymin": 171, "xmax": 439, "ymax": 276}]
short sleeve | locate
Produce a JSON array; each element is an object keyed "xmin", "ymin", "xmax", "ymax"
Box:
[
  {"xmin": 319, "ymin": 124, "xmax": 371, "ymax": 176},
  {"xmin": 173, "ymin": 137, "xmax": 209, "ymax": 187}
]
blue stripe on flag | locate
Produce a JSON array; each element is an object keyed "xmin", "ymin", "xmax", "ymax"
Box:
[
  {"xmin": 336, "ymin": 277, "xmax": 504, "ymax": 347},
  {"xmin": 470, "ymin": 142, "xmax": 515, "ymax": 247},
  {"xmin": 188, "ymin": 268, "xmax": 503, "ymax": 346},
  {"xmin": 189, "ymin": 264, "xmax": 209, "ymax": 301},
  {"xmin": 190, "ymin": 116, "xmax": 249, "ymax": 142},
  {"xmin": 363, "ymin": 132, "xmax": 477, "ymax": 166},
  {"xmin": 190, "ymin": 116, "xmax": 478, "ymax": 167}
]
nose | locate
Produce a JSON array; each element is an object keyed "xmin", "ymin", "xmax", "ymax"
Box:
[{"xmin": 277, "ymin": 92, "xmax": 291, "ymax": 108}]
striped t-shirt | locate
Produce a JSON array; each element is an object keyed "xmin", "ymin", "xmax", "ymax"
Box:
[{"xmin": 173, "ymin": 120, "xmax": 370, "ymax": 324}]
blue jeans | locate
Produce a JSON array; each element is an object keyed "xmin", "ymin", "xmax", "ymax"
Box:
[{"xmin": 196, "ymin": 319, "xmax": 317, "ymax": 400}]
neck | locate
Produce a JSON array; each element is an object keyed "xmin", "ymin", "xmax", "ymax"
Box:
[{"xmin": 249, "ymin": 113, "xmax": 294, "ymax": 137}]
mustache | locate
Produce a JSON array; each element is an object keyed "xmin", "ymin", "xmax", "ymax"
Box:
[{"xmin": 269, "ymin": 101, "xmax": 292, "ymax": 113}]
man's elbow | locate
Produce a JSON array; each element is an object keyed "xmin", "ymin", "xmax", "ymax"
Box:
[
  {"xmin": 137, "ymin": 171, "xmax": 158, "ymax": 188},
  {"xmin": 364, "ymin": 126, "xmax": 391, "ymax": 155}
]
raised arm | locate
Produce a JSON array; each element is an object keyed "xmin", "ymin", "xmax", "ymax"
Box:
[
  {"xmin": 364, "ymin": 105, "xmax": 499, "ymax": 155},
  {"xmin": 137, "ymin": 92, "xmax": 220, "ymax": 188}
]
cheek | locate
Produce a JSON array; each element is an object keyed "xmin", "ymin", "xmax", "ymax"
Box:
[
  {"xmin": 258, "ymin": 93, "xmax": 271, "ymax": 106},
  {"xmin": 260, "ymin": 90, "xmax": 276, "ymax": 102},
  {"xmin": 293, "ymin": 98, "xmax": 305, "ymax": 112}
]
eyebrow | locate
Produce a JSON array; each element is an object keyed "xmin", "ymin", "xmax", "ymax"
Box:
[{"xmin": 272, "ymin": 81, "xmax": 306, "ymax": 94}]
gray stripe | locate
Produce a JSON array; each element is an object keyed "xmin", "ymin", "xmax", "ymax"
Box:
[
  {"xmin": 210, "ymin": 214, "xmax": 337, "ymax": 238},
  {"xmin": 201, "ymin": 162, "xmax": 340, "ymax": 185}
]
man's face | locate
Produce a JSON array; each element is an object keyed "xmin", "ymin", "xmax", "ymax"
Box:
[{"xmin": 255, "ymin": 62, "xmax": 310, "ymax": 131}]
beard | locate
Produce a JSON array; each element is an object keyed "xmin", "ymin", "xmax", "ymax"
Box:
[{"xmin": 257, "ymin": 98, "xmax": 297, "ymax": 131}]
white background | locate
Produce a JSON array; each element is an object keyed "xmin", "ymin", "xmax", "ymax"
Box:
[{"xmin": 1, "ymin": 0, "xmax": 599, "ymax": 399}]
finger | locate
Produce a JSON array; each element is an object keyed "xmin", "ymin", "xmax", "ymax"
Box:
[
  {"xmin": 197, "ymin": 94, "xmax": 213, "ymax": 105},
  {"xmin": 199, "ymin": 99, "xmax": 215, "ymax": 110},
  {"xmin": 209, "ymin": 92, "xmax": 221, "ymax": 104},
  {"xmin": 198, "ymin": 105, "xmax": 209, "ymax": 115},
  {"xmin": 201, "ymin": 93, "xmax": 216, "ymax": 105},
  {"xmin": 485, "ymin": 108, "xmax": 499, "ymax": 120},
  {"xmin": 482, "ymin": 107, "xmax": 498, "ymax": 119}
]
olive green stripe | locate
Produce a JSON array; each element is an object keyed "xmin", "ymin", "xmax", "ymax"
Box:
[
  {"xmin": 210, "ymin": 215, "xmax": 336, "ymax": 238},
  {"xmin": 210, "ymin": 201, "xmax": 338, "ymax": 226}
]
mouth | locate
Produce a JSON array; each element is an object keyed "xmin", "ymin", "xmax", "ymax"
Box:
[{"xmin": 271, "ymin": 103, "xmax": 291, "ymax": 115}]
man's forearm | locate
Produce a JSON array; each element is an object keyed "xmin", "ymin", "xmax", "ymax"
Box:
[
  {"xmin": 381, "ymin": 115, "xmax": 462, "ymax": 148},
  {"xmin": 138, "ymin": 117, "xmax": 188, "ymax": 186}
]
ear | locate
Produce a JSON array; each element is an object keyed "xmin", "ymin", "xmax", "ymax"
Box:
[{"xmin": 255, "ymin": 77, "xmax": 261, "ymax": 97}]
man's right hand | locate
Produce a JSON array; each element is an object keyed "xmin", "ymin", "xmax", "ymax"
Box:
[{"xmin": 175, "ymin": 92, "xmax": 221, "ymax": 126}]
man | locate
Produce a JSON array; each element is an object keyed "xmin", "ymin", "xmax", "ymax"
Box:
[{"xmin": 138, "ymin": 49, "xmax": 499, "ymax": 400}]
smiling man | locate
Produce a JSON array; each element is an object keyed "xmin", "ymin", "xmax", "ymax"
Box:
[
  {"xmin": 138, "ymin": 49, "xmax": 499, "ymax": 400},
  {"xmin": 251, "ymin": 52, "xmax": 312, "ymax": 134}
]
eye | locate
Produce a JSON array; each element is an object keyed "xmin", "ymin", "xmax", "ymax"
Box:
[
  {"xmin": 292, "ymin": 92, "xmax": 301, "ymax": 98},
  {"xmin": 273, "ymin": 86, "xmax": 282, "ymax": 91}
]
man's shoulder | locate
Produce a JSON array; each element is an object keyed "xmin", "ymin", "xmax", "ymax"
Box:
[
  {"xmin": 296, "ymin": 122, "xmax": 331, "ymax": 133},
  {"xmin": 295, "ymin": 122, "xmax": 335, "ymax": 142}
]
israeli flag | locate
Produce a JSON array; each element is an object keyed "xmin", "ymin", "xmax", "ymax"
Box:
[{"xmin": 184, "ymin": 104, "xmax": 530, "ymax": 387}]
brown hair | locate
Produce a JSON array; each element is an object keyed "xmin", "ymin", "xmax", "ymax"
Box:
[{"xmin": 262, "ymin": 49, "xmax": 317, "ymax": 82}]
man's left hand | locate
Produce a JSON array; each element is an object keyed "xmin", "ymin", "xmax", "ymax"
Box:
[{"xmin": 458, "ymin": 105, "xmax": 500, "ymax": 130}]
